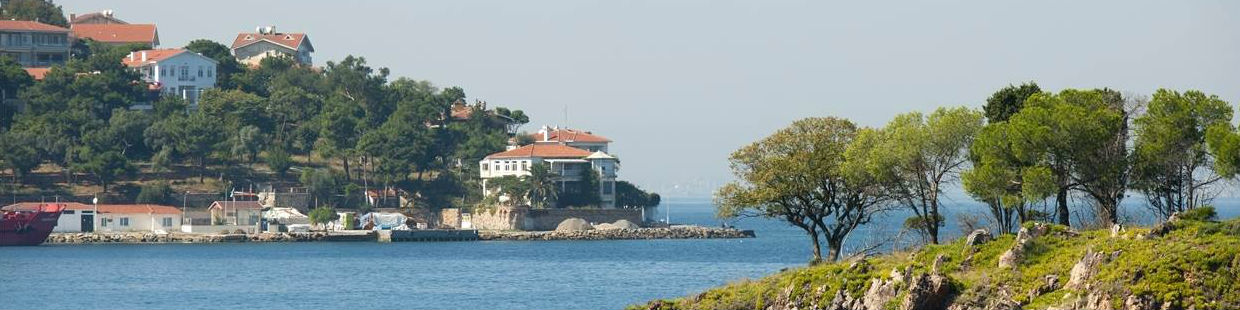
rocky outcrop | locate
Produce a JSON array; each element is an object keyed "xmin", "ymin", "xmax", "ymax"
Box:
[
  {"xmin": 1064, "ymin": 249, "xmax": 1119, "ymax": 290},
  {"xmin": 965, "ymin": 229, "xmax": 992, "ymax": 246},
  {"xmin": 900, "ymin": 271, "xmax": 953, "ymax": 310}
]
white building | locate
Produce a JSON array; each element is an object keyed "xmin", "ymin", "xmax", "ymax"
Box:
[
  {"xmin": 3, "ymin": 202, "xmax": 182, "ymax": 233},
  {"xmin": 122, "ymin": 48, "xmax": 218, "ymax": 106},
  {"xmin": 481, "ymin": 128, "xmax": 620, "ymax": 208},
  {"xmin": 230, "ymin": 26, "xmax": 314, "ymax": 67}
]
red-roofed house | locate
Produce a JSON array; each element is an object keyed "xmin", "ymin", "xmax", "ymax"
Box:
[
  {"xmin": 70, "ymin": 10, "xmax": 128, "ymax": 25},
  {"xmin": 0, "ymin": 20, "xmax": 71, "ymax": 67},
  {"xmin": 123, "ymin": 48, "xmax": 218, "ymax": 105},
  {"xmin": 2, "ymin": 202, "xmax": 182, "ymax": 233},
  {"xmin": 72, "ymin": 23, "xmax": 159, "ymax": 47},
  {"xmin": 480, "ymin": 136, "xmax": 620, "ymax": 207},
  {"xmin": 230, "ymin": 26, "xmax": 314, "ymax": 66},
  {"xmin": 527, "ymin": 125, "xmax": 612, "ymax": 153}
]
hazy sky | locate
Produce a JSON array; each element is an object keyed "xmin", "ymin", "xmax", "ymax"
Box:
[{"xmin": 59, "ymin": 0, "xmax": 1240, "ymax": 198}]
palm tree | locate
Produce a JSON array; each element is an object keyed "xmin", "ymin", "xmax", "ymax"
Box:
[{"xmin": 527, "ymin": 163, "xmax": 558, "ymax": 208}]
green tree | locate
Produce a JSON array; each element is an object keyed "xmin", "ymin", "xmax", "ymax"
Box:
[
  {"xmin": 135, "ymin": 182, "xmax": 172, "ymax": 204},
  {"xmin": 0, "ymin": 56, "xmax": 34, "ymax": 129},
  {"xmin": 719, "ymin": 117, "xmax": 891, "ymax": 262},
  {"xmin": 983, "ymin": 82, "xmax": 1041, "ymax": 123},
  {"xmin": 527, "ymin": 163, "xmax": 558, "ymax": 208},
  {"xmin": 301, "ymin": 168, "xmax": 338, "ymax": 207},
  {"xmin": 75, "ymin": 150, "xmax": 133, "ymax": 192},
  {"xmin": 615, "ymin": 181, "xmax": 661, "ymax": 208},
  {"xmin": 0, "ymin": 129, "xmax": 40, "ymax": 182},
  {"xmin": 852, "ymin": 107, "xmax": 982, "ymax": 244},
  {"xmin": 263, "ymin": 146, "xmax": 294, "ymax": 178},
  {"xmin": 0, "ymin": 0, "xmax": 68, "ymax": 27},
  {"xmin": 1132, "ymin": 89, "xmax": 1233, "ymax": 219},
  {"xmin": 307, "ymin": 206, "xmax": 339, "ymax": 231}
]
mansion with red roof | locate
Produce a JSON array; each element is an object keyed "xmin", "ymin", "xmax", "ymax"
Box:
[{"xmin": 480, "ymin": 126, "xmax": 620, "ymax": 208}]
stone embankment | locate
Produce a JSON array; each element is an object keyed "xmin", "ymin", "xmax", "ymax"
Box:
[
  {"xmin": 45, "ymin": 231, "xmax": 374, "ymax": 243},
  {"xmin": 479, "ymin": 226, "xmax": 755, "ymax": 241}
]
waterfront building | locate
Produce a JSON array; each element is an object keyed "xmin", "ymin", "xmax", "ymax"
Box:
[
  {"xmin": 71, "ymin": 23, "xmax": 159, "ymax": 47},
  {"xmin": 122, "ymin": 48, "xmax": 218, "ymax": 106},
  {"xmin": 480, "ymin": 127, "xmax": 620, "ymax": 208},
  {"xmin": 2, "ymin": 202, "xmax": 182, "ymax": 233},
  {"xmin": 207, "ymin": 201, "xmax": 263, "ymax": 226},
  {"xmin": 230, "ymin": 26, "xmax": 314, "ymax": 67},
  {"xmin": 0, "ymin": 20, "xmax": 71, "ymax": 68}
]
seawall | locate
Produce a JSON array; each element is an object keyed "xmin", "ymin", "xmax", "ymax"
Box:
[{"xmin": 43, "ymin": 226, "xmax": 753, "ymax": 244}]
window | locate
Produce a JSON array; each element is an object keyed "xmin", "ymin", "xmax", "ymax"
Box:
[
  {"xmin": 180, "ymin": 66, "xmax": 189, "ymax": 81},
  {"xmin": 249, "ymin": 215, "xmax": 259, "ymax": 225},
  {"xmin": 481, "ymin": 163, "xmax": 489, "ymax": 171},
  {"xmin": 120, "ymin": 217, "xmax": 130, "ymax": 226},
  {"xmin": 162, "ymin": 217, "xmax": 173, "ymax": 227},
  {"xmin": 207, "ymin": 67, "xmax": 214, "ymax": 77},
  {"xmin": 198, "ymin": 66, "xmax": 203, "ymax": 77},
  {"xmin": 603, "ymin": 181, "xmax": 614, "ymax": 195},
  {"xmin": 521, "ymin": 162, "xmax": 528, "ymax": 171},
  {"xmin": 63, "ymin": 210, "xmax": 75, "ymax": 214},
  {"xmin": 101, "ymin": 218, "xmax": 107, "ymax": 227}
]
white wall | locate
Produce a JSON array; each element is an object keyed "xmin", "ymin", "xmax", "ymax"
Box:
[
  {"xmin": 96, "ymin": 213, "xmax": 182, "ymax": 233},
  {"xmin": 151, "ymin": 52, "xmax": 217, "ymax": 105}
]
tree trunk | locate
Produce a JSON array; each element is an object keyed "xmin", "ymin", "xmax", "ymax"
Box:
[
  {"xmin": 198, "ymin": 156, "xmax": 206, "ymax": 184},
  {"xmin": 826, "ymin": 237, "xmax": 842, "ymax": 262},
  {"xmin": 1056, "ymin": 188, "xmax": 1070, "ymax": 226},
  {"xmin": 343, "ymin": 157, "xmax": 351, "ymax": 181},
  {"xmin": 807, "ymin": 226, "xmax": 823, "ymax": 264}
]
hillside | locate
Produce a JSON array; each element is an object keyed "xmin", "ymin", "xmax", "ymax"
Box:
[{"xmin": 633, "ymin": 211, "xmax": 1240, "ymax": 310}]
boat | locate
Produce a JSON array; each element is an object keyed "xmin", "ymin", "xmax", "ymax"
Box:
[{"xmin": 0, "ymin": 203, "xmax": 64, "ymax": 246}]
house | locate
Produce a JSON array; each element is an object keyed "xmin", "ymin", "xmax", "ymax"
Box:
[
  {"xmin": 0, "ymin": 20, "xmax": 71, "ymax": 68},
  {"xmin": 22, "ymin": 67, "xmax": 48, "ymax": 80},
  {"xmin": 69, "ymin": 10, "xmax": 128, "ymax": 25},
  {"xmin": 525, "ymin": 125, "xmax": 612, "ymax": 153},
  {"xmin": 71, "ymin": 23, "xmax": 159, "ymax": 47},
  {"xmin": 479, "ymin": 135, "xmax": 620, "ymax": 208},
  {"xmin": 2, "ymin": 202, "xmax": 182, "ymax": 233},
  {"xmin": 230, "ymin": 26, "xmax": 313, "ymax": 66},
  {"xmin": 122, "ymin": 48, "xmax": 218, "ymax": 106},
  {"xmin": 207, "ymin": 201, "xmax": 263, "ymax": 226}
]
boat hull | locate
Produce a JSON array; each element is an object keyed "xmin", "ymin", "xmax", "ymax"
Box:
[{"xmin": 0, "ymin": 205, "xmax": 63, "ymax": 246}]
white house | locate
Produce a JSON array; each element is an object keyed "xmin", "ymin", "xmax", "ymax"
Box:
[
  {"xmin": 480, "ymin": 130, "xmax": 620, "ymax": 208},
  {"xmin": 122, "ymin": 48, "xmax": 218, "ymax": 106},
  {"xmin": 207, "ymin": 200, "xmax": 263, "ymax": 226},
  {"xmin": 230, "ymin": 26, "xmax": 314, "ymax": 66},
  {"xmin": 3, "ymin": 202, "xmax": 182, "ymax": 233}
]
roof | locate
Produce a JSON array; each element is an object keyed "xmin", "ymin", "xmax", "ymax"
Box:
[
  {"xmin": 450, "ymin": 104, "xmax": 474, "ymax": 120},
  {"xmin": 0, "ymin": 20, "xmax": 70, "ymax": 32},
  {"xmin": 585, "ymin": 151, "xmax": 617, "ymax": 160},
  {"xmin": 231, "ymin": 32, "xmax": 311, "ymax": 51},
  {"xmin": 121, "ymin": 49, "xmax": 216, "ymax": 67},
  {"xmin": 24, "ymin": 68, "xmax": 49, "ymax": 80},
  {"xmin": 208, "ymin": 201, "xmax": 263, "ymax": 210},
  {"xmin": 534, "ymin": 128, "xmax": 612, "ymax": 143},
  {"xmin": 485, "ymin": 144, "xmax": 593, "ymax": 159},
  {"xmin": 72, "ymin": 24, "xmax": 158, "ymax": 44},
  {"xmin": 70, "ymin": 11, "xmax": 128, "ymax": 24},
  {"xmin": 2, "ymin": 202, "xmax": 180, "ymax": 214}
]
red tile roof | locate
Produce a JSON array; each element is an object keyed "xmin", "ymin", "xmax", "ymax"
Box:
[
  {"xmin": 534, "ymin": 128, "xmax": 612, "ymax": 143},
  {"xmin": 70, "ymin": 11, "xmax": 128, "ymax": 24},
  {"xmin": 485, "ymin": 144, "xmax": 593, "ymax": 159},
  {"xmin": 209, "ymin": 201, "xmax": 263, "ymax": 210},
  {"xmin": 121, "ymin": 48, "xmax": 186, "ymax": 67},
  {"xmin": 3, "ymin": 202, "xmax": 180, "ymax": 214},
  {"xmin": 231, "ymin": 33, "xmax": 310, "ymax": 51},
  {"xmin": 0, "ymin": 20, "xmax": 70, "ymax": 32},
  {"xmin": 24, "ymin": 68, "xmax": 50, "ymax": 80},
  {"xmin": 72, "ymin": 24, "xmax": 157, "ymax": 44}
]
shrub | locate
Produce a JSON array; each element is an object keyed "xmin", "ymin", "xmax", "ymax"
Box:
[
  {"xmin": 1181, "ymin": 206, "xmax": 1217, "ymax": 222},
  {"xmin": 135, "ymin": 182, "xmax": 173, "ymax": 205}
]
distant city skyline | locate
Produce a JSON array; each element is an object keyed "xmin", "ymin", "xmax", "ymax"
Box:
[{"xmin": 58, "ymin": 0, "xmax": 1240, "ymax": 198}]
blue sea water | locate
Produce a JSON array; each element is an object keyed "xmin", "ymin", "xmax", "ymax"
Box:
[{"xmin": 2, "ymin": 198, "xmax": 1238, "ymax": 310}]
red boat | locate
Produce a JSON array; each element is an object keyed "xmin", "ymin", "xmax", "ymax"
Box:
[{"xmin": 0, "ymin": 203, "xmax": 64, "ymax": 246}]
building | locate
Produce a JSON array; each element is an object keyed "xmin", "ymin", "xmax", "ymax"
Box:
[
  {"xmin": 525, "ymin": 125, "xmax": 612, "ymax": 152},
  {"xmin": 480, "ymin": 130, "xmax": 620, "ymax": 208},
  {"xmin": 207, "ymin": 201, "xmax": 263, "ymax": 226},
  {"xmin": 2, "ymin": 202, "xmax": 182, "ymax": 233},
  {"xmin": 0, "ymin": 20, "xmax": 71, "ymax": 68},
  {"xmin": 71, "ymin": 23, "xmax": 159, "ymax": 47},
  {"xmin": 122, "ymin": 48, "xmax": 218, "ymax": 105},
  {"xmin": 69, "ymin": 10, "xmax": 128, "ymax": 25},
  {"xmin": 230, "ymin": 26, "xmax": 313, "ymax": 66}
]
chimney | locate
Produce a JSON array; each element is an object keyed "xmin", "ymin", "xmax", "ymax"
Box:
[
  {"xmin": 541, "ymin": 125, "xmax": 550, "ymax": 141},
  {"xmin": 69, "ymin": 13, "xmax": 76, "ymax": 22},
  {"xmin": 140, "ymin": 51, "xmax": 147, "ymax": 62},
  {"xmin": 127, "ymin": 52, "xmax": 134, "ymax": 62}
]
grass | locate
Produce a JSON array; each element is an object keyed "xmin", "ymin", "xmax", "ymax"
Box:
[{"xmin": 633, "ymin": 217, "xmax": 1240, "ymax": 310}]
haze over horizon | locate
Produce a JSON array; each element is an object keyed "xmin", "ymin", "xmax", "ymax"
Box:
[{"xmin": 58, "ymin": 0, "xmax": 1240, "ymax": 198}]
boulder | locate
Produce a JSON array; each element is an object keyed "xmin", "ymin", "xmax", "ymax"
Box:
[
  {"xmin": 554, "ymin": 218, "xmax": 594, "ymax": 232},
  {"xmin": 901, "ymin": 272, "xmax": 953, "ymax": 310},
  {"xmin": 1065, "ymin": 249, "xmax": 1115, "ymax": 290},
  {"xmin": 965, "ymin": 229, "xmax": 992, "ymax": 246},
  {"xmin": 612, "ymin": 219, "xmax": 641, "ymax": 229}
]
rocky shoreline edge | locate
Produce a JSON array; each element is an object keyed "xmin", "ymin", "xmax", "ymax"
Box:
[{"xmin": 44, "ymin": 226, "xmax": 754, "ymax": 244}]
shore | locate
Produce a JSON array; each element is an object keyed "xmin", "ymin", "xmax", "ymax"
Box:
[{"xmin": 43, "ymin": 226, "xmax": 754, "ymax": 244}]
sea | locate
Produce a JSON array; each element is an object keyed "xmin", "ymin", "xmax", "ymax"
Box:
[{"xmin": 3, "ymin": 197, "xmax": 1238, "ymax": 310}]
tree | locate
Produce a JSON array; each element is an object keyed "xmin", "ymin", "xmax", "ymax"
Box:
[
  {"xmin": 307, "ymin": 206, "xmax": 339, "ymax": 232},
  {"xmin": 263, "ymin": 147, "xmax": 293, "ymax": 178},
  {"xmin": 853, "ymin": 107, "xmax": 982, "ymax": 244},
  {"xmin": 1132, "ymin": 89, "xmax": 1233, "ymax": 219},
  {"xmin": 301, "ymin": 168, "xmax": 338, "ymax": 207},
  {"xmin": 0, "ymin": 56, "xmax": 34, "ymax": 129},
  {"xmin": 0, "ymin": 0, "xmax": 68, "ymax": 27},
  {"xmin": 527, "ymin": 163, "xmax": 558, "ymax": 208},
  {"xmin": 75, "ymin": 150, "xmax": 133, "ymax": 192},
  {"xmin": 719, "ymin": 117, "xmax": 890, "ymax": 262},
  {"xmin": 488, "ymin": 175, "xmax": 530, "ymax": 206},
  {"xmin": 616, "ymin": 181, "xmax": 661, "ymax": 208},
  {"xmin": 135, "ymin": 182, "xmax": 172, "ymax": 204},
  {"xmin": 1207, "ymin": 124, "xmax": 1240, "ymax": 179},
  {"xmin": 983, "ymin": 82, "xmax": 1041, "ymax": 123}
]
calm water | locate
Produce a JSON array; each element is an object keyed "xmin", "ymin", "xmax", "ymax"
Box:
[{"xmin": 3, "ymin": 198, "xmax": 1238, "ymax": 310}]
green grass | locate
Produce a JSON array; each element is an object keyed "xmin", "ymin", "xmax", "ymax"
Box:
[{"xmin": 633, "ymin": 218, "xmax": 1240, "ymax": 310}]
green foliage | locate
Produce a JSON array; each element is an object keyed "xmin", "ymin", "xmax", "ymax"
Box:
[
  {"xmin": 263, "ymin": 147, "xmax": 294, "ymax": 178},
  {"xmin": 983, "ymin": 81, "xmax": 1041, "ymax": 122},
  {"xmin": 1132, "ymin": 89, "xmax": 1233, "ymax": 219},
  {"xmin": 135, "ymin": 182, "xmax": 172, "ymax": 205},
  {"xmin": 0, "ymin": 0, "xmax": 68, "ymax": 27},
  {"xmin": 615, "ymin": 181, "xmax": 661, "ymax": 208},
  {"xmin": 307, "ymin": 206, "xmax": 339, "ymax": 230},
  {"xmin": 185, "ymin": 39, "xmax": 245, "ymax": 90},
  {"xmin": 300, "ymin": 168, "xmax": 338, "ymax": 207},
  {"xmin": 557, "ymin": 168, "xmax": 601, "ymax": 207},
  {"xmin": 1181, "ymin": 206, "xmax": 1217, "ymax": 222}
]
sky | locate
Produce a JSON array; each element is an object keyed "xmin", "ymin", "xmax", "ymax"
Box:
[{"xmin": 58, "ymin": 0, "xmax": 1240, "ymax": 198}]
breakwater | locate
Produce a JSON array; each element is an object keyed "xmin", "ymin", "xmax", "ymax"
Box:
[{"xmin": 42, "ymin": 226, "xmax": 753, "ymax": 244}]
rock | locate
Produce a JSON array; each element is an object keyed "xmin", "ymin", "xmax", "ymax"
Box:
[
  {"xmin": 1111, "ymin": 224, "xmax": 1124, "ymax": 238},
  {"xmin": 932, "ymin": 254, "xmax": 949, "ymax": 274},
  {"xmin": 965, "ymin": 229, "xmax": 992, "ymax": 246},
  {"xmin": 997, "ymin": 245, "xmax": 1023, "ymax": 269},
  {"xmin": 1065, "ymin": 249, "xmax": 1112, "ymax": 290},
  {"xmin": 900, "ymin": 272, "xmax": 953, "ymax": 310},
  {"xmin": 612, "ymin": 219, "xmax": 641, "ymax": 229},
  {"xmin": 554, "ymin": 218, "xmax": 593, "ymax": 232},
  {"xmin": 1144, "ymin": 213, "xmax": 1181, "ymax": 239}
]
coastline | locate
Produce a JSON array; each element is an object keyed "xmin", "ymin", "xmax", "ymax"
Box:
[{"xmin": 42, "ymin": 226, "xmax": 754, "ymax": 244}]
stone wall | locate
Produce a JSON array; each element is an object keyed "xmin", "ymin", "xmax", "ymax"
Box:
[
  {"xmin": 258, "ymin": 192, "xmax": 312, "ymax": 211},
  {"xmin": 439, "ymin": 208, "xmax": 462, "ymax": 229},
  {"xmin": 523, "ymin": 208, "xmax": 643, "ymax": 231},
  {"xmin": 469, "ymin": 206, "xmax": 526, "ymax": 230}
]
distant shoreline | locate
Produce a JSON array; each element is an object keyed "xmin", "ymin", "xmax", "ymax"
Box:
[{"xmin": 42, "ymin": 226, "xmax": 754, "ymax": 244}]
